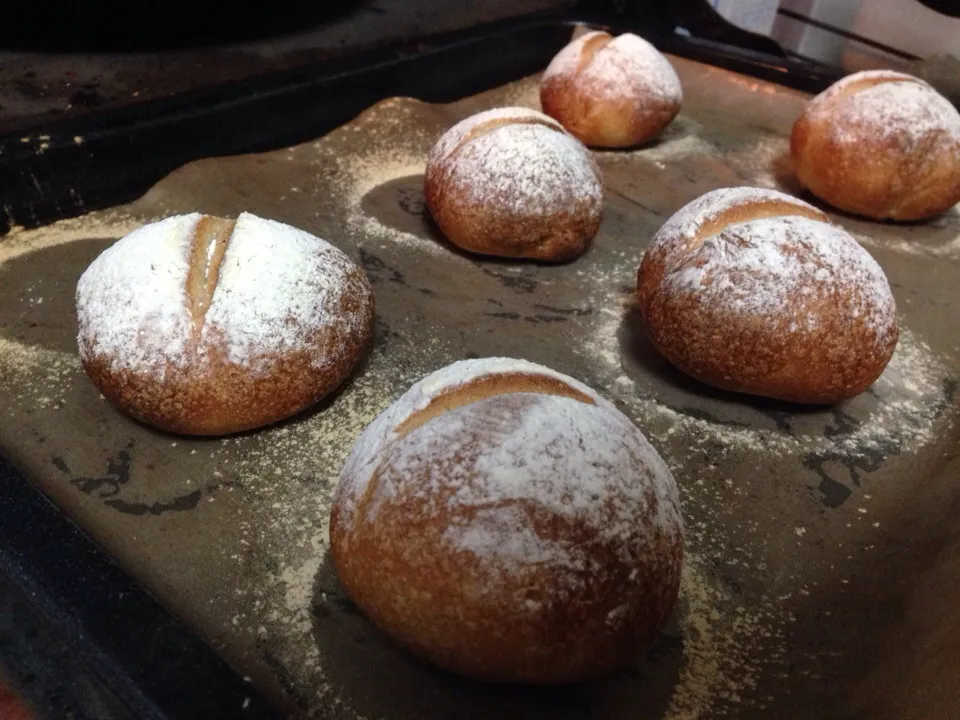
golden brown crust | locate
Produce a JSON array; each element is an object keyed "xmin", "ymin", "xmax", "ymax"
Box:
[
  {"xmin": 84, "ymin": 278, "xmax": 373, "ymax": 435},
  {"xmin": 424, "ymin": 108, "xmax": 604, "ymax": 262},
  {"xmin": 332, "ymin": 487, "xmax": 681, "ymax": 683},
  {"xmin": 638, "ymin": 268, "xmax": 896, "ymax": 404},
  {"xmin": 330, "ymin": 362, "xmax": 683, "ymax": 683},
  {"xmin": 78, "ymin": 215, "xmax": 375, "ymax": 436},
  {"xmin": 636, "ymin": 188, "xmax": 899, "ymax": 404},
  {"xmin": 424, "ymin": 173, "xmax": 602, "ymax": 262},
  {"xmin": 790, "ymin": 71, "xmax": 960, "ymax": 221},
  {"xmin": 540, "ymin": 31, "xmax": 682, "ymax": 148},
  {"xmin": 393, "ymin": 371, "xmax": 595, "ymax": 438}
]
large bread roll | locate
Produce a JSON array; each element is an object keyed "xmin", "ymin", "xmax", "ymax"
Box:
[
  {"xmin": 791, "ymin": 69, "xmax": 960, "ymax": 221},
  {"xmin": 637, "ymin": 187, "xmax": 899, "ymax": 404},
  {"xmin": 330, "ymin": 357, "xmax": 684, "ymax": 683},
  {"xmin": 424, "ymin": 107, "xmax": 604, "ymax": 262},
  {"xmin": 540, "ymin": 30, "xmax": 683, "ymax": 148},
  {"xmin": 76, "ymin": 212, "xmax": 374, "ymax": 435}
]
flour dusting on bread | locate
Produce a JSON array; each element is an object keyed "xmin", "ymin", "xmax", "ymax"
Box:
[{"xmin": 77, "ymin": 212, "xmax": 369, "ymax": 375}]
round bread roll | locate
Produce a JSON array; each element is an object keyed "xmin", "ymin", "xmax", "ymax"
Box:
[
  {"xmin": 330, "ymin": 357, "xmax": 684, "ymax": 683},
  {"xmin": 540, "ymin": 30, "xmax": 683, "ymax": 148},
  {"xmin": 424, "ymin": 107, "xmax": 603, "ymax": 262},
  {"xmin": 791, "ymin": 69, "xmax": 960, "ymax": 221},
  {"xmin": 76, "ymin": 212, "xmax": 374, "ymax": 435},
  {"xmin": 637, "ymin": 187, "xmax": 899, "ymax": 404}
]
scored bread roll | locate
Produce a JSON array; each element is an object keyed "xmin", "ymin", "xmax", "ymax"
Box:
[
  {"xmin": 791, "ymin": 69, "xmax": 960, "ymax": 221},
  {"xmin": 540, "ymin": 30, "xmax": 683, "ymax": 148},
  {"xmin": 330, "ymin": 357, "xmax": 684, "ymax": 683},
  {"xmin": 424, "ymin": 107, "xmax": 603, "ymax": 262},
  {"xmin": 637, "ymin": 187, "xmax": 899, "ymax": 404},
  {"xmin": 76, "ymin": 212, "xmax": 374, "ymax": 435}
]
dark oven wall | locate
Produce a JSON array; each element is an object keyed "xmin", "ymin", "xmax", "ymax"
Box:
[{"xmin": 0, "ymin": 0, "xmax": 575, "ymax": 135}]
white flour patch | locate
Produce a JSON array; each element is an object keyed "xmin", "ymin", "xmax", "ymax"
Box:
[
  {"xmin": 852, "ymin": 218, "xmax": 960, "ymax": 259},
  {"xmin": 337, "ymin": 151, "xmax": 440, "ymax": 254},
  {"xmin": 210, "ymin": 333, "xmax": 458, "ymax": 709},
  {"xmin": 0, "ymin": 337, "xmax": 79, "ymax": 412},
  {"xmin": 580, "ymin": 256, "xmax": 951, "ymax": 464},
  {"xmin": 726, "ymin": 133, "xmax": 789, "ymax": 190},
  {"xmin": 209, "ymin": 368, "xmax": 398, "ymax": 686},
  {"xmin": 821, "ymin": 327, "xmax": 949, "ymax": 456},
  {"xmin": 278, "ymin": 526, "xmax": 329, "ymax": 662},
  {"xmin": 665, "ymin": 552, "xmax": 787, "ymax": 719},
  {"xmin": 0, "ymin": 210, "xmax": 141, "ymax": 265},
  {"xmin": 497, "ymin": 76, "xmax": 542, "ymax": 110},
  {"xmin": 596, "ymin": 132, "xmax": 718, "ymax": 167},
  {"xmin": 932, "ymin": 230, "xmax": 960, "ymax": 257},
  {"xmin": 324, "ymin": 103, "xmax": 454, "ymax": 259}
]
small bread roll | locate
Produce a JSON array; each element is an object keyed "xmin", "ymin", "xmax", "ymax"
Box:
[
  {"xmin": 76, "ymin": 212, "xmax": 374, "ymax": 435},
  {"xmin": 330, "ymin": 357, "xmax": 684, "ymax": 683},
  {"xmin": 424, "ymin": 107, "xmax": 603, "ymax": 262},
  {"xmin": 540, "ymin": 30, "xmax": 683, "ymax": 148},
  {"xmin": 637, "ymin": 187, "xmax": 899, "ymax": 404},
  {"xmin": 791, "ymin": 70, "xmax": 960, "ymax": 220}
]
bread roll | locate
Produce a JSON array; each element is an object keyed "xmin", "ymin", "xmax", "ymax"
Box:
[
  {"xmin": 330, "ymin": 357, "xmax": 684, "ymax": 683},
  {"xmin": 637, "ymin": 187, "xmax": 899, "ymax": 404},
  {"xmin": 791, "ymin": 69, "xmax": 960, "ymax": 221},
  {"xmin": 540, "ymin": 30, "xmax": 682, "ymax": 148},
  {"xmin": 76, "ymin": 212, "xmax": 374, "ymax": 435},
  {"xmin": 424, "ymin": 107, "xmax": 603, "ymax": 262}
]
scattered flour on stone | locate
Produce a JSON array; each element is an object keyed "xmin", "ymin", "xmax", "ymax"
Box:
[
  {"xmin": 322, "ymin": 101, "xmax": 450, "ymax": 259},
  {"xmin": 0, "ymin": 210, "xmax": 141, "ymax": 264},
  {"xmin": 0, "ymin": 338, "xmax": 79, "ymax": 412}
]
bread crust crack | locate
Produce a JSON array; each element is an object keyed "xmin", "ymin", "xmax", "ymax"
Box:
[{"xmin": 185, "ymin": 215, "xmax": 236, "ymax": 327}]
